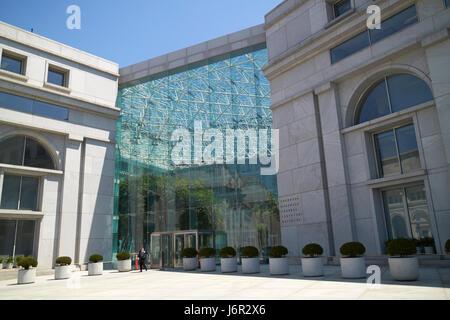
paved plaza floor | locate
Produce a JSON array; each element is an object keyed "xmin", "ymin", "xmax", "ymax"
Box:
[{"xmin": 0, "ymin": 265, "xmax": 449, "ymax": 300}]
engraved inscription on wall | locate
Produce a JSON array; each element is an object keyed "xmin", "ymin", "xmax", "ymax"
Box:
[{"xmin": 279, "ymin": 196, "xmax": 303, "ymax": 227}]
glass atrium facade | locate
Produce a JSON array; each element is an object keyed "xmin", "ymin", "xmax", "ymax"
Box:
[{"xmin": 113, "ymin": 43, "xmax": 280, "ymax": 263}]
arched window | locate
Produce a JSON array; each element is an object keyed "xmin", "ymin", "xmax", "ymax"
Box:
[
  {"xmin": 356, "ymin": 74, "xmax": 434, "ymax": 125},
  {"xmin": 0, "ymin": 135, "xmax": 55, "ymax": 170}
]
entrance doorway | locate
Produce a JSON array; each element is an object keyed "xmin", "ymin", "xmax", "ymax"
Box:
[{"xmin": 150, "ymin": 230, "xmax": 214, "ymax": 268}]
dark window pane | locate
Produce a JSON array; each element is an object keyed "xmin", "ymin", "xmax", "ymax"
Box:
[
  {"xmin": 33, "ymin": 100, "xmax": 69, "ymax": 121},
  {"xmin": 405, "ymin": 185, "xmax": 432, "ymax": 240},
  {"xmin": 19, "ymin": 177, "xmax": 39, "ymax": 211},
  {"xmin": 369, "ymin": 6, "xmax": 418, "ymax": 44},
  {"xmin": 446, "ymin": 0, "xmax": 450, "ymax": 8},
  {"xmin": 358, "ymin": 80, "xmax": 390, "ymax": 123},
  {"xmin": 24, "ymin": 137, "xmax": 55, "ymax": 169},
  {"xmin": 0, "ymin": 91, "xmax": 33, "ymax": 113},
  {"xmin": 383, "ymin": 189, "xmax": 412, "ymax": 239},
  {"xmin": 0, "ymin": 136, "xmax": 25, "ymax": 165},
  {"xmin": 0, "ymin": 175, "xmax": 21, "ymax": 210},
  {"xmin": 1, "ymin": 55, "xmax": 22, "ymax": 74},
  {"xmin": 334, "ymin": 0, "xmax": 351, "ymax": 18},
  {"xmin": 387, "ymin": 74, "xmax": 434, "ymax": 112},
  {"xmin": 331, "ymin": 31, "xmax": 370, "ymax": 64},
  {"xmin": 375, "ymin": 130, "xmax": 401, "ymax": 176},
  {"xmin": 0, "ymin": 220, "xmax": 16, "ymax": 256},
  {"xmin": 15, "ymin": 220, "xmax": 35, "ymax": 256},
  {"xmin": 395, "ymin": 125, "xmax": 420, "ymax": 173},
  {"xmin": 47, "ymin": 69, "xmax": 65, "ymax": 87}
]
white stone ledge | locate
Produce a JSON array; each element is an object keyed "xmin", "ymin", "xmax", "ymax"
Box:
[
  {"xmin": 366, "ymin": 169, "xmax": 427, "ymax": 189},
  {"xmin": 0, "ymin": 163, "xmax": 63, "ymax": 176},
  {"xmin": 0, "ymin": 69, "xmax": 28, "ymax": 82},
  {"xmin": 43, "ymin": 81, "xmax": 72, "ymax": 94},
  {"xmin": 0, "ymin": 210, "xmax": 44, "ymax": 219}
]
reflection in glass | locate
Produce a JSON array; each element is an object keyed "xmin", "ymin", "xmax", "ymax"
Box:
[
  {"xmin": 24, "ymin": 137, "xmax": 55, "ymax": 169},
  {"xmin": 0, "ymin": 220, "xmax": 16, "ymax": 256},
  {"xmin": 395, "ymin": 125, "xmax": 420, "ymax": 174},
  {"xmin": 19, "ymin": 177, "xmax": 39, "ymax": 211},
  {"xmin": 14, "ymin": 220, "xmax": 35, "ymax": 257},
  {"xmin": 387, "ymin": 74, "xmax": 434, "ymax": 112},
  {"xmin": 1, "ymin": 55, "xmax": 22, "ymax": 74},
  {"xmin": 358, "ymin": 80, "xmax": 390, "ymax": 123},
  {"xmin": 0, "ymin": 136, "xmax": 24, "ymax": 166},
  {"xmin": 47, "ymin": 69, "xmax": 65, "ymax": 87},
  {"xmin": 383, "ymin": 189, "xmax": 411, "ymax": 239},
  {"xmin": 330, "ymin": 31, "xmax": 370, "ymax": 64},
  {"xmin": 406, "ymin": 185, "xmax": 432, "ymax": 239},
  {"xmin": 0, "ymin": 175, "xmax": 21, "ymax": 210},
  {"xmin": 375, "ymin": 130, "xmax": 400, "ymax": 176},
  {"xmin": 334, "ymin": 0, "xmax": 351, "ymax": 18},
  {"xmin": 369, "ymin": 6, "xmax": 418, "ymax": 44},
  {"xmin": 0, "ymin": 174, "xmax": 39, "ymax": 211}
]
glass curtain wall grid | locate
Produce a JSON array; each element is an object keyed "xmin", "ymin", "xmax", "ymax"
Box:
[
  {"xmin": 331, "ymin": 5, "xmax": 418, "ymax": 64},
  {"xmin": 113, "ymin": 43, "xmax": 280, "ymax": 262}
]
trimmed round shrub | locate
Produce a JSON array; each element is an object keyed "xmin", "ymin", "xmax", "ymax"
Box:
[
  {"xmin": 218, "ymin": 247, "xmax": 236, "ymax": 258},
  {"xmin": 55, "ymin": 256, "xmax": 72, "ymax": 266},
  {"xmin": 116, "ymin": 251, "xmax": 130, "ymax": 261},
  {"xmin": 17, "ymin": 256, "xmax": 38, "ymax": 270},
  {"xmin": 182, "ymin": 248, "xmax": 198, "ymax": 258},
  {"xmin": 269, "ymin": 245, "xmax": 288, "ymax": 258},
  {"xmin": 411, "ymin": 239, "xmax": 421, "ymax": 247},
  {"xmin": 241, "ymin": 246, "xmax": 259, "ymax": 258},
  {"xmin": 302, "ymin": 243, "xmax": 323, "ymax": 257},
  {"xmin": 387, "ymin": 238, "xmax": 416, "ymax": 257},
  {"xmin": 0, "ymin": 257, "xmax": 3, "ymax": 263},
  {"xmin": 420, "ymin": 237, "xmax": 434, "ymax": 247},
  {"xmin": 340, "ymin": 242, "xmax": 366, "ymax": 258},
  {"xmin": 15, "ymin": 256, "xmax": 25, "ymax": 264},
  {"xmin": 198, "ymin": 248, "xmax": 216, "ymax": 258},
  {"xmin": 6, "ymin": 256, "xmax": 14, "ymax": 264},
  {"xmin": 446, "ymin": 239, "xmax": 450, "ymax": 254},
  {"xmin": 89, "ymin": 254, "xmax": 103, "ymax": 263}
]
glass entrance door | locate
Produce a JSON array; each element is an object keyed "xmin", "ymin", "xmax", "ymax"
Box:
[
  {"xmin": 161, "ymin": 233, "xmax": 173, "ymax": 268},
  {"xmin": 382, "ymin": 184, "xmax": 432, "ymax": 240},
  {"xmin": 150, "ymin": 234, "xmax": 161, "ymax": 268},
  {"xmin": 174, "ymin": 232, "xmax": 197, "ymax": 268}
]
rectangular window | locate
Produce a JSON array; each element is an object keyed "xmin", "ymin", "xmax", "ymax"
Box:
[
  {"xmin": 331, "ymin": 6, "xmax": 418, "ymax": 64},
  {"xmin": 47, "ymin": 68, "xmax": 66, "ymax": 87},
  {"xmin": 382, "ymin": 184, "xmax": 432, "ymax": 240},
  {"xmin": 1, "ymin": 53, "xmax": 24, "ymax": 74},
  {"xmin": 0, "ymin": 174, "xmax": 39, "ymax": 211},
  {"xmin": 0, "ymin": 91, "xmax": 68, "ymax": 121},
  {"xmin": 374, "ymin": 124, "xmax": 421, "ymax": 178},
  {"xmin": 333, "ymin": 0, "xmax": 351, "ymax": 18},
  {"xmin": 446, "ymin": 0, "xmax": 450, "ymax": 8}
]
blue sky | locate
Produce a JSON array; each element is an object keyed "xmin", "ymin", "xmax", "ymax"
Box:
[{"xmin": 0, "ymin": 0, "xmax": 283, "ymax": 67}]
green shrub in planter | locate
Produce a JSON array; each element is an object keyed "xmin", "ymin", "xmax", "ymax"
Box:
[
  {"xmin": 116, "ymin": 252, "xmax": 130, "ymax": 261},
  {"xmin": 15, "ymin": 256, "xmax": 25, "ymax": 265},
  {"xmin": 241, "ymin": 246, "xmax": 259, "ymax": 258},
  {"xmin": 412, "ymin": 239, "xmax": 421, "ymax": 247},
  {"xmin": 269, "ymin": 246, "xmax": 288, "ymax": 258},
  {"xmin": 182, "ymin": 248, "xmax": 198, "ymax": 258},
  {"xmin": 387, "ymin": 238, "xmax": 417, "ymax": 257},
  {"xmin": 446, "ymin": 239, "xmax": 450, "ymax": 254},
  {"xmin": 198, "ymin": 248, "xmax": 216, "ymax": 258},
  {"xmin": 340, "ymin": 242, "xmax": 365, "ymax": 258},
  {"xmin": 0, "ymin": 257, "xmax": 3, "ymax": 264},
  {"xmin": 55, "ymin": 256, "xmax": 72, "ymax": 266},
  {"xmin": 218, "ymin": 247, "xmax": 236, "ymax": 258},
  {"xmin": 89, "ymin": 254, "xmax": 103, "ymax": 263},
  {"xmin": 17, "ymin": 256, "xmax": 38, "ymax": 270},
  {"xmin": 420, "ymin": 237, "xmax": 434, "ymax": 247},
  {"xmin": 6, "ymin": 256, "xmax": 14, "ymax": 264},
  {"xmin": 302, "ymin": 243, "xmax": 323, "ymax": 258}
]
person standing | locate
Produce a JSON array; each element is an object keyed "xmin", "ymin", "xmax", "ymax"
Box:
[{"xmin": 138, "ymin": 247, "xmax": 148, "ymax": 272}]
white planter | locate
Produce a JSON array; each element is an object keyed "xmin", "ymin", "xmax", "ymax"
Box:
[
  {"xmin": 6, "ymin": 263, "xmax": 13, "ymax": 269},
  {"xmin": 424, "ymin": 246, "xmax": 434, "ymax": 254},
  {"xmin": 0, "ymin": 263, "xmax": 2, "ymax": 270},
  {"xmin": 241, "ymin": 257, "xmax": 260, "ymax": 274},
  {"xmin": 200, "ymin": 257, "xmax": 216, "ymax": 272},
  {"xmin": 55, "ymin": 265, "xmax": 72, "ymax": 280},
  {"xmin": 220, "ymin": 257, "xmax": 237, "ymax": 273},
  {"xmin": 269, "ymin": 257, "xmax": 289, "ymax": 275},
  {"xmin": 340, "ymin": 257, "xmax": 366, "ymax": 279},
  {"xmin": 88, "ymin": 262, "xmax": 103, "ymax": 276},
  {"xmin": 183, "ymin": 257, "xmax": 198, "ymax": 271},
  {"xmin": 388, "ymin": 256, "xmax": 419, "ymax": 281},
  {"xmin": 18, "ymin": 268, "xmax": 36, "ymax": 284},
  {"xmin": 301, "ymin": 257, "xmax": 324, "ymax": 277},
  {"xmin": 117, "ymin": 259, "xmax": 131, "ymax": 272}
]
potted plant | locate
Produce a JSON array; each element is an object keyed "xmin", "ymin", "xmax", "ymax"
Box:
[
  {"xmin": 55, "ymin": 256, "xmax": 72, "ymax": 280},
  {"xmin": 14, "ymin": 256, "xmax": 24, "ymax": 268},
  {"xmin": 198, "ymin": 248, "xmax": 216, "ymax": 272},
  {"xmin": 17, "ymin": 256, "xmax": 38, "ymax": 284},
  {"xmin": 182, "ymin": 248, "xmax": 198, "ymax": 271},
  {"xmin": 5, "ymin": 256, "xmax": 14, "ymax": 269},
  {"xmin": 269, "ymin": 245, "xmax": 289, "ymax": 275},
  {"xmin": 420, "ymin": 237, "xmax": 434, "ymax": 254},
  {"xmin": 387, "ymin": 238, "xmax": 419, "ymax": 281},
  {"xmin": 340, "ymin": 242, "xmax": 366, "ymax": 279},
  {"xmin": 445, "ymin": 239, "xmax": 450, "ymax": 259},
  {"xmin": 0, "ymin": 257, "xmax": 3, "ymax": 270},
  {"xmin": 88, "ymin": 254, "xmax": 103, "ymax": 276},
  {"xmin": 301, "ymin": 243, "xmax": 324, "ymax": 277},
  {"xmin": 219, "ymin": 247, "xmax": 237, "ymax": 273},
  {"xmin": 241, "ymin": 246, "xmax": 260, "ymax": 274},
  {"xmin": 116, "ymin": 251, "xmax": 131, "ymax": 272}
]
